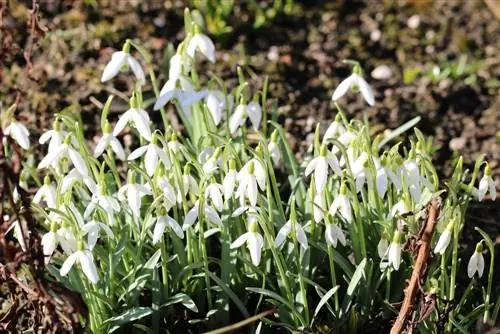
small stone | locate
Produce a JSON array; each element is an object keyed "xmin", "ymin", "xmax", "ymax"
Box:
[
  {"xmin": 371, "ymin": 65, "xmax": 393, "ymax": 80},
  {"xmin": 449, "ymin": 137, "xmax": 466, "ymax": 151},
  {"xmin": 267, "ymin": 46, "xmax": 279, "ymax": 62},
  {"xmin": 407, "ymin": 15, "xmax": 420, "ymax": 29},
  {"xmin": 370, "ymin": 29, "xmax": 381, "ymax": 41}
]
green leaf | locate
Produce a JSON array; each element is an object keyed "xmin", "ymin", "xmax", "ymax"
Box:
[
  {"xmin": 104, "ymin": 307, "xmax": 153, "ymax": 327},
  {"xmin": 347, "ymin": 258, "xmax": 367, "ymax": 296},
  {"xmin": 378, "ymin": 116, "xmax": 421, "ymax": 149},
  {"xmin": 163, "ymin": 293, "xmax": 199, "ymax": 313},
  {"xmin": 204, "ymin": 270, "xmax": 250, "ymax": 317},
  {"xmin": 312, "ymin": 286, "xmax": 339, "ymax": 321}
]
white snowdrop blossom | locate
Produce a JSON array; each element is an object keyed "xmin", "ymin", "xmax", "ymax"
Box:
[
  {"xmin": 247, "ymin": 101, "xmax": 262, "ymax": 130},
  {"xmin": 41, "ymin": 228, "xmax": 58, "ymax": 264},
  {"xmin": 33, "ymin": 176, "xmax": 57, "ymax": 208},
  {"xmin": 205, "ymin": 183, "xmax": 224, "ymax": 212},
  {"xmin": 127, "ymin": 135, "xmax": 171, "ymax": 176},
  {"xmin": 84, "ymin": 183, "xmax": 120, "ymax": 225},
  {"xmin": 5, "ymin": 120, "xmax": 30, "ymax": 150},
  {"xmin": 113, "ymin": 98, "xmax": 152, "ymax": 141},
  {"xmin": 377, "ymin": 237, "xmax": 389, "ymax": 258},
  {"xmin": 156, "ymin": 175, "xmax": 178, "ymax": 209},
  {"xmin": 323, "ymin": 114, "xmax": 346, "ymax": 144},
  {"xmin": 204, "ymin": 90, "xmax": 232, "ymax": 126},
  {"xmin": 229, "ymin": 104, "xmax": 247, "ymax": 135},
  {"xmin": 38, "ymin": 135, "xmax": 89, "ymax": 176},
  {"xmin": 332, "ymin": 67, "xmax": 375, "ymax": 106},
  {"xmin": 176, "ymin": 169, "xmax": 199, "ymax": 203},
  {"xmin": 325, "ymin": 223, "xmax": 346, "ymax": 248},
  {"xmin": 101, "ymin": 43, "xmax": 145, "ymax": 85},
  {"xmin": 235, "ymin": 159, "xmax": 266, "ymax": 207},
  {"xmin": 183, "ymin": 200, "xmax": 222, "ymax": 230},
  {"xmin": 388, "ymin": 230, "xmax": 403, "ymax": 270},
  {"xmin": 275, "ymin": 219, "xmax": 308, "ymax": 250},
  {"xmin": 152, "ymin": 213, "xmax": 184, "ymax": 244},
  {"xmin": 186, "ymin": 29, "xmax": 216, "ymax": 62},
  {"xmin": 39, "ymin": 119, "xmax": 67, "ymax": 155},
  {"xmin": 476, "ymin": 164, "xmax": 496, "ymax": 201},
  {"xmin": 329, "ymin": 184, "xmax": 353, "ymax": 224},
  {"xmin": 82, "ymin": 221, "xmax": 114, "ymax": 250},
  {"xmin": 223, "ymin": 161, "xmax": 237, "ymax": 201},
  {"xmin": 305, "ymin": 145, "xmax": 341, "ymax": 193},
  {"xmin": 94, "ymin": 121, "xmax": 126, "ymax": 160},
  {"xmin": 230, "ymin": 219, "xmax": 264, "ymax": 266},
  {"xmin": 202, "ymin": 147, "xmax": 222, "ymax": 175},
  {"xmin": 467, "ymin": 242, "xmax": 485, "ymax": 278},
  {"xmin": 60, "ymin": 242, "xmax": 99, "ymax": 284},
  {"xmin": 61, "ymin": 168, "xmax": 94, "ymax": 193},
  {"xmin": 389, "ymin": 199, "xmax": 409, "ymax": 219},
  {"xmin": 154, "ymin": 76, "xmax": 204, "ymax": 111},
  {"xmin": 118, "ymin": 178, "xmax": 152, "ymax": 219},
  {"xmin": 5, "ymin": 215, "xmax": 28, "ymax": 252},
  {"xmin": 313, "ymin": 193, "xmax": 326, "ymax": 223}
]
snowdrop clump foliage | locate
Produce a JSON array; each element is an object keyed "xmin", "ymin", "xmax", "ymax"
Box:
[{"xmin": 3, "ymin": 8, "xmax": 498, "ymax": 333}]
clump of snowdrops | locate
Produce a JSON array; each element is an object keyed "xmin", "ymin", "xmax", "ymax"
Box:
[{"xmin": 3, "ymin": 8, "xmax": 498, "ymax": 333}]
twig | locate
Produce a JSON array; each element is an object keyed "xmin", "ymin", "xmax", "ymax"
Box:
[
  {"xmin": 390, "ymin": 199, "xmax": 440, "ymax": 334},
  {"xmin": 202, "ymin": 308, "xmax": 275, "ymax": 334}
]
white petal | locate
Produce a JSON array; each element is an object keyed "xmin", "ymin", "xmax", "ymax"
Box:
[
  {"xmin": 167, "ymin": 216, "xmax": 184, "ymax": 239},
  {"xmin": 94, "ymin": 135, "xmax": 110, "ymax": 158},
  {"xmin": 467, "ymin": 252, "xmax": 478, "ymax": 278},
  {"xmin": 12, "ymin": 123, "xmax": 30, "ymax": 149},
  {"xmin": 127, "ymin": 56, "xmax": 146, "ymax": 85},
  {"xmin": 183, "ymin": 205, "xmax": 198, "ymax": 229},
  {"xmin": 145, "ymin": 145, "xmax": 158, "ymax": 176},
  {"xmin": 477, "ymin": 253, "xmax": 485, "ymax": 278},
  {"xmin": 206, "ymin": 93, "xmax": 222, "ymax": 125},
  {"xmin": 223, "ymin": 172, "xmax": 236, "ymax": 200},
  {"xmin": 248, "ymin": 177, "xmax": 258, "ymax": 207},
  {"xmin": 434, "ymin": 229, "xmax": 451, "ymax": 255},
  {"xmin": 247, "ymin": 233, "xmax": 263, "ymax": 266},
  {"xmin": 38, "ymin": 147, "xmax": 61, "ymax": 169},
  {"xmin": 332, "ymin": 76, "xmax": 353, "ymax": 101},
  {"xmin": 169, "ymin": 54, "xmax": 182, "ymax": 80},
  {"xmin": 208, "ymin": 185, "xmax": 223, "ymax": 212},
  {"xmin": 253, "ymin": 161, "xmax": 267, "ymax": 190},
  {"xmin": 68, "ymin": 148, "xmax": 89, "ymax": 176},
  {"xmin": 153, "ymin": 219, "xmax": 166, "ymax": 244},
  {"xmin": 230, "ymin": 232, "xmax": 249, "ymax": 249},
  {"xmin": 354, "ymin": 75, "xmax": 375, "ymax": 106},
  {"xmin": 274, "ymin": 222, "xmax": 291, "ymax": 248},
  {"xmin": 109, "ymin": 137, "xmax": 125, "ymax": 160},
  {"xmin": 39, "ymin": 130, "xmax": 54, "ymax": 144},
  {"xmin": 60, "ymin": 252, "xmax": 79, "ymax": 277},
  {"xmin": 154, "ymin": 89, "xmax": 176, "ymax": 110},
  {"xmin": 113, "ymin": 110, "xmax": 132, "ymax": 137},
  {"xmin": 488, "ymin": 177, "xmax": 496, "ymax": 201},
  {"xmin": 41, "ymin": 231, "xmax": 57, "ymax": 260},
  {"xmin": 377, "ymin": 238, "xmax": 389, "ymax": 258},
  {"xmin": 305, "ymin": 158, "xmax": 318, "ymax": 177},
  {"xmin": 205, "ymin": 206, "xmax": 223, "ymax": 226},
  {"xmin": 376, "ymin": 168, "xmax": 388, "ymax": 198},
  {"xmin": 101, "ymin": 51, "xmax": 127, "ymax": 82},
  {"xmin": 132, "ymin": 111, "xmax": 152, "ymax": 141},
  {"xmin": 157, "ymin": 148, "xmax": 171, "ymax": 169},
  {"xmin": 247, "ymin": 102, "xmax": 262, "ymax": 130},
  {"xmin": 128, "ymin": 145, "xmax": 148, "ymax": 160},
  {"xmin": 295, "ymin": 224, "xmax": 308, "ymax": 250},
  {"xmin": 79, "ymin": 251, "xmax": 99, "ymax": 283},
  {"xmin": 314, "ymin": 158, "xmax": 328, "ymax": 192},
  {"xmin": 389, "ymin": 243, "xmax": 401, "ymax": 270}
]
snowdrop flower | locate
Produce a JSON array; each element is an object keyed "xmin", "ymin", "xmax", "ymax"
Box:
[
  {"xmin": 476, "ymin": 164, "xmax": 496, "ymax": 201},
  {"xmin": 204, "ymin": 90, "xmax": 231, "ymax": 126},
  {"xmin": 5, "ymin": 215, "xmax": 28, "ymax": 252},
  {"xmin": 41, "ymin": 223, "xmax": 59, "ymax": 264},
  {"xmin": 312, "ymin": 188, "xmax": 326, "ymax": 223},
  {"xmin": 374, "ymin": 157, "xmax": 400, "ymax": 198},
  {"xmin": 94, "ymin": 120, "xmax": 126, "ymax": 160},
  {"xmin": 332, "ymin": 64, "xmax": 375, "ymax": 106},
  {"xmin": 56, "ymin": 221, "xmax": 78, "ymax": 255},
  {"xmin": 118, "ymin": 173, "xmax": 152, "ymax": 218},
  {"xmin": 402, "ymin": 158, "xmax": 422, "ymax": 203},
  {"xmin": 325, "ymin": 223, "xmax": 346, "ymax": 248},
  {"xmin": 5, "ymin": 119, "xmax": 30, "ymax": 150},
  {"xmin": 323, "ymin": 114, "xmax": 346, "ymax": 144},
  {"xmin": 38, "ymin": 134, "xmax": 89, "ymax": 176},
  {"xmin": 33, "ymin": 176, "xmax": 57, "ymax": 208},
  {"xmin": 230, "ymin": 219, "xmax": 264, "ymax": 266},
  {"xmin": 305, "ymin": 145, "xmax": 341, "ymax": 193},
  {"xmin": 128, "ymin": 135, "xmax": 171, "ymax": 176},
  {"xmin": 154, "ymin": 76, "xmax": 204, "ymax": 111},
  {"xmin": 168, "ymin": 53, "xmax": 185, "ymax": 81},
  {"xmin": 388, "ymin": 230, "xmax": 403, "ymax": 270},
  {"xmin": 223, "ymin": 160, "xmax": 237, "ymax": 201},
  {"xmin": 275, "ymin": 218, "xmax": 308, "ymax": 251},
  {"xmin": 187, "ymin": 27, "xmax": 216, "ymax": 63},
  {"xmin": 84, "ymin": 183, "xmax": 120, "ymax": 225},
  {"xmin": 39, "ymin": 118, "xmax": 66, "ymax": 155},
  {"xmin": 13, "ymin": 174, "xmax": 28, "ymax": 203},
  {"xmin": 235, "ymin": 159, "xmax": 266, "ymax": 207},
  {"xmin": 205, "ymin": 182, "xmax": 224, "ymax": 212},
  {"xmin": 61, "ymin": 168, "xmax": 94, "ymax": 193},
  {"xmin": 101, "ymin": 41, "xmax": 145, "ymax": 85},
  {"xmin": 247, "ymin": 101, "xmax": 262, "ymax": 130},
  {"xmin": 113, "ymin": 95, "xmax": 151, "ymax": 141},
  {"xmin": 377, "ymin": 236, "xmax": 389, "ymax": 258},
  {"xmin": 434, "ymin": 220, "xmax": 454, "ymax": 255},
  {"xmin": 329, "ymin": 183, "xmax": 353, "ymax": 224},
  {"xmin": 467, "ymin": 242, "xmax": 485, "ymax": 278},
  {"xmin": 156, "ymin": 175, "xmax": 177, "ymax": 209},
  {"xmin": 168, "ymin": 131, "xmax": 183, "ymax": 154},
  {"xmin": 202, "ymin": 147, "xmax": 222, "ymax": 175},
  {"xmin": 389, "ymin": 199, "xmax": 409, "ymax": 219},
  {"xmin": 176, "ymin": 166, "xmax": 199, "ymax": 203},
  {"xmin": 229, "ymin": 103, "xmax": 247, "ymax": 135},
  {"xmin": 183, "ymin": 200, "xmax": 223, "ymax": 230},
  {"xmin": 268, "ymin": 130, "xmax": 281, "ymax": 165},
  {"xmin": 348, "ymin": 151, "xmax": 369, "ymax": 193},
  {"xmin": 60, "ymin": 241, "xmax": 99, "ymax": 284},
  {"xmin": 82, "ymin": 221, "xmax": 114, "ymax": 250},
  {"xmin": 152, "ymin": 212, "xmax": 184, "ymax": 244}
]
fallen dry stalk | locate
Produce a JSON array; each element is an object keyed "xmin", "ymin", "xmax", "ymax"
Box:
[
  {"xmin": 390, "ymin": 199, "xmax": 440, "ymax": 334},
  {"xmin": 202, "ymin": 308, "xmax": 275, "ymax": 334}
]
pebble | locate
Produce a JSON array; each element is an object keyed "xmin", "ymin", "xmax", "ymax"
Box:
[
  {"xmin": 370, "ymin": 29, "xmax": 381, "ymax": 41},
  {"xmin": 267, "ymin": 46, "xmax": 279, "ymax": 62},
  {"xmin": 371, "ymin": 65, "xmax": 393, "ymax": 80},
  {"xmin": 449, "ymin": 137, "xmax": 466, "ymax": 151},
  {"xmin": 407, "ymin": 15, "xmax": 420, "ymax": 29}
]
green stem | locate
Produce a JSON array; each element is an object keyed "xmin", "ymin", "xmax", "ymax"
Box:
[{"xmin": 327, "ymin": 245, "xmax": 340, "ymax": 312}]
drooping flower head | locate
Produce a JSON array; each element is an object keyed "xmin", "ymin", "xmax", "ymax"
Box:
[
  {"xmin": 101, "ymin": 40, "xmax": 145, "ymax": 85},
  {"xmin": 332, "ymin": 62, "xmax": 374, "ymax": 106}
]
